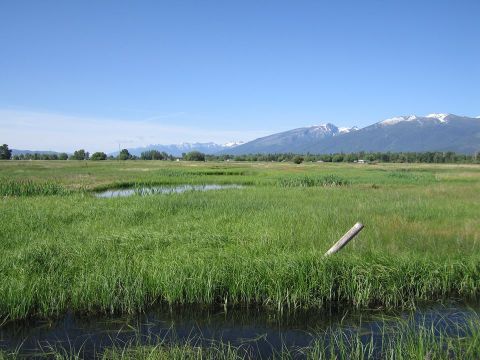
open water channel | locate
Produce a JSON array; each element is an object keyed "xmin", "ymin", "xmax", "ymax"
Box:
[{"xmin": 0, "ymin": 302, "xmax": 478, "ymax": 358}]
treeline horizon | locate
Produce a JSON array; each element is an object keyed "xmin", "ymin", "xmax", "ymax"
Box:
[{"xmin": 2, "ymin": 144, "xmax": 479, "ymax": 164}]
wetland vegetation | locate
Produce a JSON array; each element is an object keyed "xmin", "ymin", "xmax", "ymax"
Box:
[{"xmin": 0, "ymin": 160, "xmax": 479, "ymax": 358}]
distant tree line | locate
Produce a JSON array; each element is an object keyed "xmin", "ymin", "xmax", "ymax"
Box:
[
  {"xmin": 13, "ymin": 152, "xmax": 69, "ymax": 160},
  {"xmin": 2, "ymin": 143, "xmax": 479, "ymax": 163},
  {"xmin": 6, "ymin": 146, "xmax": 176, "ymax": 161},
  {"xmin": 206, "ymin": 151, "xmax": 479, "ymax": 164}
]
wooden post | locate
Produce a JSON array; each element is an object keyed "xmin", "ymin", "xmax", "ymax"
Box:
[{"xmin": 324, "ymin": 222, "xmax": 364, "ymax": 256}]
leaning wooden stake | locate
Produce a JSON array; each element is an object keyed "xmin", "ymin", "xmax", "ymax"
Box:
[{"xmin": 324, "ymin": 222, "xmax": 364, "ymax": 256}]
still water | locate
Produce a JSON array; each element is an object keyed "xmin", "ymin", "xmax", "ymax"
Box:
[
  {"xmin": 0, "ymin": 303, "xmax": 478, "ymax": 359},
  {"xmin": 94, "ymin": 184, "xmax": 245, "ymax": 198}
]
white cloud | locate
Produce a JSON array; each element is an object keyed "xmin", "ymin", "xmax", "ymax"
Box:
[{"xmin": 0, "ymin": 109, "xmax": 268, "ymax": 153}]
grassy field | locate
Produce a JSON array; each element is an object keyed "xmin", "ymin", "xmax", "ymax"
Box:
[{"xmin": 0, "ymin": 160, "xmax": 479, "ymax": 321}]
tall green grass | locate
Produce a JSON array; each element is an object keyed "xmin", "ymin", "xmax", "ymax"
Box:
[
  {"xmin": 277, "ymin": 174, "xmax": 350, "ymax": 187},
  {"xmin": 303, "ymin": 314, "xmax": 480, "ymax": 359},
  {"xmin": 0, "ymin": 161, "xmax": 479, "ymax": 321},
  {"xmin": 0, "ymin": 179, "xmax": 72, "ymax": 197}
]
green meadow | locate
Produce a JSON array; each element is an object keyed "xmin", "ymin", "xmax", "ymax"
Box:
[{"xmin": 0, "ymin": 160, "xmax": 479, "ymax": 321}]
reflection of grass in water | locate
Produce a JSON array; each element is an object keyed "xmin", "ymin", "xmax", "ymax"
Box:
[
  {"xmin": 0, "ymin": 161, "xmax": 479, "ymax": 321},
  {"xmin": 5, "ymin": 311, "xmax": 479, "ymax": 359},
  {"xmin": 102, "ymin": 312, "xmax": 480, "ymax": 359}
]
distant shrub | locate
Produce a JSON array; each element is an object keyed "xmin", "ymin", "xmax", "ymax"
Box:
[
  {"xmin": 90, "ymin": 152, "xmax": 107, "ymax": 161},
  {"xmin": 293, "ymin": 156, "xmax": 304, "ymax": 164},
  {"xmin": 0, "ymin": 179, "xmax": 72, "ymax": 196},
  {"xmin": 277, "ymin": 175, "xmax": 350, "ymax": 187}
]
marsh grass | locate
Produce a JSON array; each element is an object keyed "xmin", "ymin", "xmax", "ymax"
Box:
[
  {"xmin": 276, "ymin": 174, "xmax": 350, "ymax": 187},
  {"xmin": 102, "ymin": 341, "xmax": 246, "ymax": 360},
  {"xmin": 0, "ymin": 161, "xmax": 479, "ymax": 321},
  {"xmin": 386, "ymin": 169, "xmax": 436, "ymax": 184},
  {"xmin": 0, "ymin": 179, "xmax": 72, "ymax": 197},
  {"xmin": 300, "ymin": 314, "xmax": 480, "ymax": 359}
]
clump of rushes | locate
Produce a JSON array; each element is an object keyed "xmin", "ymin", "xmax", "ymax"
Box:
[
  {"xmin": 102, "ymin": 342, "xmax": 246, "ymax": 360},
  {"xmin": 0, "ymin": 179, "xmax": 72, "ymax": 197},
  {"xmin": 302, "ymin": 314, "xmax": 480, "ymax": 360},
  {"xmin": 277, "ymin": 174, "xmax": 350, "ymax": 187}
]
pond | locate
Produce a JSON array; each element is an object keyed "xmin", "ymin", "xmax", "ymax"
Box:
[
  {"xmin": 0, "ymin": 302, "xmax": 478, "ymax": 359},
  {"xmin": 94, "ymin": 184, "xmax": 245, "ymax": 198}
]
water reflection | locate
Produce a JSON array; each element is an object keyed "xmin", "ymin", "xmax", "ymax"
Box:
[
  {"xmin": 94, "ymin": 184, "xmax": 245, "ymax": 198},
  {"xmin": 0, "ymin": 303, "xmax": 478, "ymax": 359}
]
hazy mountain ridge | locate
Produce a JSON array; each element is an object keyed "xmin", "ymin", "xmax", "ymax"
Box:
[
  {"xmin": 113, "ymin": 141, "xmax": 245, "ymax": 157},
  {"xmin": 12, "ymin": 149, "xmax": 63, "ymax": 156}
]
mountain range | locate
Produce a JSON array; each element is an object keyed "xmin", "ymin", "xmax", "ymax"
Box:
[
  {"xmin": 109, "ymin": 141, "xmax": 245, "ymax": 157},
  {"xmin": 11, "ymin": 149, "xmax": 62, "ymax": 156},
  {"xmin": 11, "ymin": 113, "xmax": 480, "ymax": 156},
  {"xmin": 221, "ymin": 113, "xmax": 480, "ymax": 155}
]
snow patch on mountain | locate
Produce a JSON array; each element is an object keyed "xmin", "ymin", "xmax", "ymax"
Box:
[
  {"xmin": 311, "ymin": 124, "xmax": 337, "ymax": 132},
  {"xmin": 426, "ymin": 113, "xmax": 449, "ymax": 122},
  {"xmin": 306, "ymin": 124, "xmax": 358, "ymax": 136},
  {"xmin": 379, "ymin": 113, "xmax": 456, "ymax": 126},
  {"xmin": 223, "ymin": 141, "xmax": 244, "ymax": 147},
  {"xmin": 380, "ymin": 115, "xmax": 418, "ymax": 125},
  {"xmin": 338, "ymin": 126, "xmax": 358, "ymax": 134}
]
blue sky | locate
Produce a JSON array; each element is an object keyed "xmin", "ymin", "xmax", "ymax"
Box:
[{"xmin": 1, "ymin": 0, "xmax": 479, "ymax": 152}]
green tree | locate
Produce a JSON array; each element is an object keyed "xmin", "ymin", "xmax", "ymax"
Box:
[
  {"xmin": 71, "ymin": 149, "xmax": 87, "ymax": 160},
  {"xmin": 184, "ymin": 151, "xmax": 205, "ymax": 161},
  {"xmin": 0, "ymin": 144, "xmax": 12, "ymax": 160},
  {"xmin": 118, "ymin": 149, "xmax": 132, "ymax": 160},
  {"xmin": 91, "ymin": 152, "xmax": 107, "ymax": 161},
  {"xmin": 58, "ymin": 153, "xmax": 68, "ymax": 160}
]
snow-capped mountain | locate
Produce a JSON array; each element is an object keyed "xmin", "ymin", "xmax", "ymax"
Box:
[
  {"xmin": 379, "ymin": 113, "xmax": 451, "ymax": 126},
  {"xmin": 114, "ymin": 141, "xmax": 244, "ymax": 157},
  {"xmin": 219, "ymin": 124, "xmax": 358, "ymax": 155},
  {"xmin": 222, "ymin": 114, "xmax": 480, "ymax": 155},
  {"xmin": 306, "ymin": 113, "xmax": 479, "ymax": 154}
]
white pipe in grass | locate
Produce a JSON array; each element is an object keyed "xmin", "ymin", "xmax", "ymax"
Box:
[{"xmin": 324, "ymin": 222, "xmax": 364, "ymax": 256}]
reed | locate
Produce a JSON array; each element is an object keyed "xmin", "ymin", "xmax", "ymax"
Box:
[
  {"xmin": 0, "ymin": 179, "xmax": 72, "ymax": 197},
  {"xmin": 276, "ymin": 174, "xmax": 350, "ymax": 187}
]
